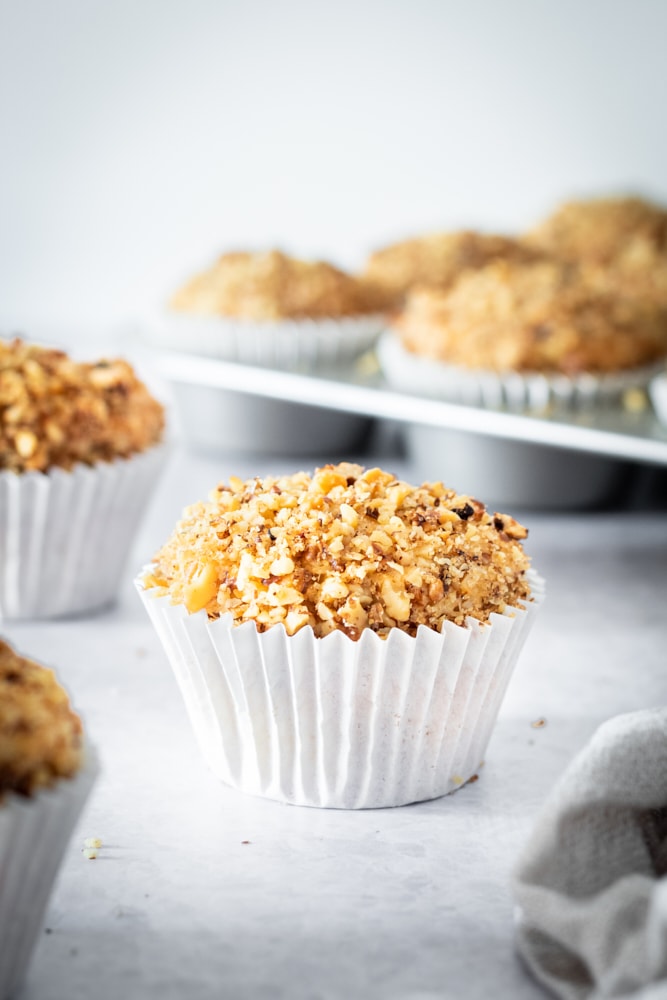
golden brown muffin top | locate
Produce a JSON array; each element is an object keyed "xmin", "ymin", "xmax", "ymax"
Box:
[
  {"xmin": 0, "ymin": 338, "xmax": 165, "ymax": 473},
  {"xmin": 363, "ymin": 230, "xmax": 546, "ymax": 306},
  {"xmin": 170, "ymin": 250, "xmax": 381, "ymax": 320},
  {"xmin": 393, "ymin": 260, "xmax": 667, "ymax": 374},
  {"xmin": 525, "ymin": 196, "xmax": 667, "ymax": 265},
  {"xmin": 0, "ymin": 639, "xmax": 83, "ymax": 799},
  {"xmin": 144, "ymin": 462, "xmax": 531, "ymax": 640}
]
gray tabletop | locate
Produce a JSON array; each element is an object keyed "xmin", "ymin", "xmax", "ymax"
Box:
[{"xmin": 7, "ymin": 450, "xmax": 667, "ymax": 1000}]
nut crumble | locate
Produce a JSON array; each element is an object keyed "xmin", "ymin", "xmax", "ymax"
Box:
[
  {"xmin": 0, "ymin": 639, "xmax": 83, "ymax": 799},
  {"xmin": 0, "ymin": 338, "xmax": 164, "ymax": 473},
  {"xmin": 145, "ymin": 463, "xmax": 531, "ymax": 640}
]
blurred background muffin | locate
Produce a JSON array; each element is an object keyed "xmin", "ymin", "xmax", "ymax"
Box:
[
  {"xmin": 170, "ymin": 249, "xmax": 382, "ymax": 319},
  {"xmin": 380, "ymin": 258, "xmax": 667, "ymax": 411},
  {"xmin": 152, "ymin": 248, "xmax": 386, "ymax": 370},
  {"xmin": 524, "ymin": 195, "xmax": 667, "ymax": 308},
  {"xmin": 362, "ymin": 230, "xmax": 546, "ymax": 309},
  {"xmin": 0, "ymin": 638, "xmax": 97, "ymax": 1000},
  {"xmin": 0, "ymin": 337, "xmax": 166, "ymax": 619}
]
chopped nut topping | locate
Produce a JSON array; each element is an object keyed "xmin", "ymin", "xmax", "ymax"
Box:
[
  {"xmin": 0, "ymin": 639, "xmax": 83, "ymax": 799},
  {"xmin": 146, "ymin": 463, "xmax": 531, "ymax": 640},
  {"xmin": 0, "ymin": 339, "xmax": 164, "ymax": 473}
]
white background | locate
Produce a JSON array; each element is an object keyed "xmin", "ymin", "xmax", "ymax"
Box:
[{"xmin": 1, "ymin": 0, "xmax": 667, "ymax": 333}]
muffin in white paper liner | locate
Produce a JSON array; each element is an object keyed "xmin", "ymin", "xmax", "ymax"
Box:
[
  {"xmin": 137, "ymin": 570, "xmax": 543, "ymax": 809},
  {"xmin": 0, "ymin": 444, "xmax": 167, "ymax": 620},
  {"xmin": 378, "ymin": 330, "xmax": 664, "ymax": 414},
  {"xmin": 0, "ymin": 747, "xmax": 98, "ymax": 1000},
  {"xmin": 144, "ymin": 311, "xmax": 386, "ymax": 371}
]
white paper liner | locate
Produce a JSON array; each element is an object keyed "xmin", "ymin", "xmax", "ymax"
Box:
[
  {"xmin": 0, "ymin": 445, "xmax": 167, "ymax": 620},
  {"xmin": 0, "ymin": 747, "xmax": 98, "ymax": 1000},
  {"xmin": 137, "ymin": 570, "xmax": 544, "ymax": 809},
  {"xmin": 378, "ymin": 330, "xmax": 664, "ymax": 414},
  {"xmin": 649, "ymin": 372, "xmax": 667, "ymax": 427},
  {"xmin": 143, "ymin": 311, "xmax": 386, "ymax": 371}
]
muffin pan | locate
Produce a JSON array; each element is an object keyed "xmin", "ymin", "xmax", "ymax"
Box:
[{"xmin": 155, "ymin": 349, "xmax": 667, "ymax": 508}]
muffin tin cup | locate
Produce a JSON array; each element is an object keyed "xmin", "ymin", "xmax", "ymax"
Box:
[
  {"xmin": 378, "ymin": 331, "xmax": 663, "ymax": 413},
  {"xmin": 145, "ymin": 311, "xmax": 386, "ymax": 371},
  {"xmin": 137, "ymin": 570, "xmax": 544, "ymax": 809},
  {"xmin": 0, "ymin": 444, "xmax": 167, "ymax": 621},
  {"xmin": 0, "ymin": 747, "xmax": 98, "ymax": 1000}
]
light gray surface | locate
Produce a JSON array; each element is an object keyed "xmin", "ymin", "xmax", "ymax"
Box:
[{"xmin": 5, "ymin": 450, "xmax": 667, "ymax": 1000}]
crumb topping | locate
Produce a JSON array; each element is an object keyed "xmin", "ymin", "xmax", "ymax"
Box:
[
  {"xmin": 0, "ymin": 639, "xmax": 83, "ymax": 799},
  {"xmin": 145, "ymin": 463, "xmax": 531, "ymax": 640},
  {"xmin": 393, "ymin": 260, "xmax": 667, "ymax": 374},
  {"xmin": 170, "ymin": 250, "xmax": 381, "ymax": 319},
  {"xmin": 363, "ymin": 230, "xmax": 546, "ymax": 306},
  {"xmin": 0, "ymin": 338, "xmax": 165, "ymax": 473}
]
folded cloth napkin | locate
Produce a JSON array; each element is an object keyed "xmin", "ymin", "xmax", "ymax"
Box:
[{"xmin": 513, "ymin": 708, "xmax": 667, "ymax": 1000}]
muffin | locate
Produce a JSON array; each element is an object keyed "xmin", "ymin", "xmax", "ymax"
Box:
[
  {"xmin": 138, "ymin": 462, "xmax": 543, "ymax": 809},
  {"xmin": 362, "ymin": 230, "xmax": 546, "ymax": 308},
  {"xmin": 0, "ymin": 337, "xmax": 166, "ymax": 619},
  {"xmin": 0, "ymin": 639, "xmax": 97, "ymax": 1000},
  {"xmin": 380, "ymin": 259, "xmax": 667, "ymax": 411},
  {"xmin": 153, "ymin": 249, "xmax": 385, "ymax": 369},
  {"xmin": 525, "ymin": 195, "xmax": 667, "ymax": 308}
]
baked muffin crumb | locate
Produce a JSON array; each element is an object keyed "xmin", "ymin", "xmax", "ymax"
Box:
[
  {"xmin": 145, "ymin": 463, "xmax": 531, "ymax": 639},
  {"xmin": 0, "ymin": 639, "xmax": 83, "ymax": 799},
  {"xmin": 0, "ymin": 338, "xmax": 164, "ymax": 473}
]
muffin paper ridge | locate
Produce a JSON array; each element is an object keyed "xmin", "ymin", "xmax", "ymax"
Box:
[
  {"xmin": 0, "ymin": 444, "xmax": 167, "ymax": 620},
  {"xmin": 137, "ymin": 569, "xmax": 544, "ymax": 809},
  {"xmin": 378, "ymin": 330, "xmax": 663, "ymax": 413},
  {"xmin": 0, "ymin": 747, "xmax": 98, "ymax": 1000},
  {"xmin": 145, "ymin": 312, "xmax": 386, "ymax": 370}
]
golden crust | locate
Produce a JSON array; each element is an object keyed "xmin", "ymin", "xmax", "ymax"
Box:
[
  {"xmin": 363, "ymin": 230, "xmax": 546, "ymax": 307},
  {"xmin": 170, "ymin": 250, "xmax": 381, "ymax": 319},
  {"xmin": 0, "ymin": 639, "xmax": 83, "ymax": 799},
  {"xmin": 393, "ymin": 260, "xmax": 667, "ymax": 374},
  {"xmin": 525, "ymin": 196, "xmax": 667, "ymax": 308},
  {"xmin": 145, "ymin": 462, "xmax": 531, "ymax": 640},
  {"xmin": 0, "ymin": 338, "xmax": 165, "ymax": 473}
]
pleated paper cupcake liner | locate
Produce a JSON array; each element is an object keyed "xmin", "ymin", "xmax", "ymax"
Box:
[
  {"xmin": 0, "ymin": 444, "xmax": 167, "ymax": 621},
  {"xmin": 137, "ymin": 570, "xmax": 544, "ymax": 809},
  {"xmin": 144, "ymin": 311, "xmax": 386, "ymax": 371},
  {"xmin": 0, "ymin": 748, "xmax": 98, "ymax": 1000},
  {"xmin": 649, "ymin": 372, "xmax": 667, "ymax": 427},
  {"xmin": 378, "ymin": 330, "xmax": 663, "ymax": 414}
]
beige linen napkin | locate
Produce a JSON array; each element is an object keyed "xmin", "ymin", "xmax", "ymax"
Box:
[{"xmin": 514, "ymin": 708, "xmax": 667, "ymax": 1000}]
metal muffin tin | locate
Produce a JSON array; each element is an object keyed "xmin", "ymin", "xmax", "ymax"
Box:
[{"xmin": 155, "ymin": 349, "xmax": 667, "ymax": 507}]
